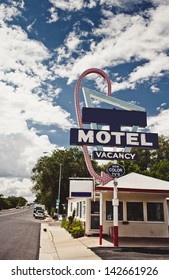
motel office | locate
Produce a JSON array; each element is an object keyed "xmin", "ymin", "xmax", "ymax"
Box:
[{"xmin": 68, "ymin": 173, "xmax": 169, "ymax": 238}]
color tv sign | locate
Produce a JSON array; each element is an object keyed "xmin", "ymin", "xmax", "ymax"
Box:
[{"xmin": 70, "ymin": 68, "xmax": 158, "ymax": 185}]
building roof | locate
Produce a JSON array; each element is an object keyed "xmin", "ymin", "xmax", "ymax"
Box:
[{"xmin": 96, "ymin": 172, "xmax": 169, "ymax": 194}]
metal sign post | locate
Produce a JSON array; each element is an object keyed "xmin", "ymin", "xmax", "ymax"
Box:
[
  {"xmin": 113, "ymin": 178, "xmax": 119, "ymax": 247},
  {"xmin": 107, "ymin": 163, "xmax": 123, "ymax": 247},
  {"xmin": 99, "ymin": 191, "xmax": 103, "ymax": 245}
]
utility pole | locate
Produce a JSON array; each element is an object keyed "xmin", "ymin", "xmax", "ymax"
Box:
[
  {"xmin": 56, "ymin": 163, "xmax": 62, "ymax": 216},
  {"xmin": 113, "ymin": 177, "xmax": 119, "ymax": 247}
]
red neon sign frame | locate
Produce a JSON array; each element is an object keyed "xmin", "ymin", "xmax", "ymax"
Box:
[{"xmin": 75, "ymin": 68, "xmax": 112, "ymax": 185}]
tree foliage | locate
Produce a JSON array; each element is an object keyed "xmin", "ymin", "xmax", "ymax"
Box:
[
  {"xmin": 31, "ymin": 147, "xmax": 101, "ymax": 212},
  {"xmin": 102, "ymin": 136, "xmax": 169, "ymax": 180},
  {"xmin": 31, "ymin": 137, "xmax": 169, "ymax": 212},
  {"xmin": 0, "ymin": 195, "xmax": 27, "ymax": 210}
]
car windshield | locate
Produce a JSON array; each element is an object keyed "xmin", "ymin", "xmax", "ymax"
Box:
[{"xmin": 37, "ymin": 210, "xmax": 44, "ymax": 214}]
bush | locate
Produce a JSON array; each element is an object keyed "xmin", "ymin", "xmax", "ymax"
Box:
[
  {"xmin": 61, "ymin": 218, "xmax": 69, "ymax": 230},
  {"xmin": 61, "ymin": 218, "xmax": 85, "ymax": 238},
  {"xmin": 71, "ymin": 224, "xmax": 85, "ymax": 238}
]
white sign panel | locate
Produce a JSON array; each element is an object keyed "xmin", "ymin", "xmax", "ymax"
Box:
[{"xmin": 69, "ymin": 180, "xmax": 93, "ymax": 198}]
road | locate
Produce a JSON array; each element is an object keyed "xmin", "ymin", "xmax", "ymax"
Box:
[{"xmin": 0, "ymin": 208, "xmax": 41, "ymax": 260}]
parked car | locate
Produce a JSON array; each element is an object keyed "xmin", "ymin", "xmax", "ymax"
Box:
[
  {"xmin": 33, "ymin": 206, "xmax": 44, "ymax": 216},
  {"xmin": 34, "ymin": 210, "xmax": 45, "ymax": 219}
]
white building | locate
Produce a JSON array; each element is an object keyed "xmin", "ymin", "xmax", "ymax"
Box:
[{"xmin": 67, "ymin": 173, "xmax": 169, "ymax": 237}]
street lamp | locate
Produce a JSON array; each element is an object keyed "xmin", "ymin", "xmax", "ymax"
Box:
[
  {"xmin": 56, "ymin": 163, "xmax": 62, "ymax": 216},
  {"xmin": 43, "ymin": 152, "xmax": 62, "ymax": 217}
]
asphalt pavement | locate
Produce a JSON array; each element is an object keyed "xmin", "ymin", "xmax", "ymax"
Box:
[
  {"xmin": 39, "ymin": 218, "xmax": 169, "ymax": 260},
  {"xmin": 0, "ymin": 208, "xmax": 41, "ymax": 260},
  {"xmin": 1, "ymin": 209, "xmax": 169, "ymax": 260}
]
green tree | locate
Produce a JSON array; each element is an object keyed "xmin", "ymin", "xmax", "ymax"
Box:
[
  {"xmin": 31, "ymin": 147, "xmax": 101, "ymax": 212},
  {"xmin": 0, "ymin": 195, "xmax": 27, "ymax": 209},
  {"xmin": 7, "ymin": 196, "xmax": 19, "ymax": 208},
  {"xmin": 31, "ymin": 137, "xmax": 169, "ymax": 212},
  {"xmin": 0, "ymin": 194, "xmax": 4, "ymax": 210},
  {"xmin": 17, "ymin": 196, "xmax": 27, "ymax": 207},
  {"xmin": 121, "ymin": 136, "xmax": 169, "ymax": 180}
]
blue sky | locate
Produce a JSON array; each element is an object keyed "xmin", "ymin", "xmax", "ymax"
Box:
[{"xmin": 0, "ymin": 0, "xmax": 169, "ymax": 201}]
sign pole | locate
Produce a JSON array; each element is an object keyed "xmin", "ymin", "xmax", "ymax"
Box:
[
  {"xmin": 99, "ymin": 191, "xmax": 103, "ymax": 245},
  {"xmin": 113, "ymin": 178, "xmax": 119, "ymax": 247},
  {"xmin": 99, "ymin": 172, "xmax": 104, "ymax": 245},
  {"xmin": 57, "ymin": 163, "xmax": 62, "ymax": 216}
]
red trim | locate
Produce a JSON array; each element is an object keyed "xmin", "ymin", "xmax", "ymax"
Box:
[
  {"xmin": 95, "ymin": 186, "xmax": 169, "ymax": 194},
  {"xmin": 99, "ymin": 225, "xmax": 103, "ymax": 245},
  {"xmin": 113, "ymin": 226, "xmax": 118, "ymax": 247},
  {"xmin": 96, "ymin": 187, "xmax": 114, "ymax": 191},
  {"xmin": 119, "ymin": 188, "xmax": 169, "ymax": 194}
]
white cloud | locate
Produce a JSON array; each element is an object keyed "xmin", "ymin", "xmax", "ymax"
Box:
[
  {"xmin": 83, "ymin": 18, "xmax": 94, "ymax": 26},
  {"xmin": 100, "ymin": 0, "xmax": 169, "ymax": 8},
  {"xmin": 66, "ymin": 31, "xmax": 82, "ymax": 52},
  {"xmin": 48, "ymin": 0, "xmax": 97, "ymax": 12},
  {"xmin": 0, "ymin": 177, "xmax": 35, "ymax": 202},
  {"xmin": 129, "ymin": 54, "xmax": 169, "ymax": 84},
  {"xmin": 1, "ymin": 0, "xmax": 169, "ymax": 200},
  {"xmin": 0, "ymin": 3, "xmax": 21, "ymax": 23},
  {"xmin": 148, "ymin": 109, "xmax": 169, "ymax": 136},
  {"xmin": 151, "ymin": 0, "xmax": 169, "ymax": 5},
  {"xmin": 27, "ymin": 19, "xmax": 36, "ymax": 32},
  {"xmin": 47, "ymin": 7, "xmax": 58, "ymax": 23},
  {"xmin": 0, "ymin": 84, "xmax": 73, "ymax": 133},
  {"xmin": 8, "ymin": 0, "xmax": 25, "ymax": 9},
  {"xmin": 49, "ymin": 0, "xmax": 84, "ymax": 11},
  {"xmin": 86, "ymin": 0, "xmax": 97, "ymax": 9},
  {"xmin": 0, "ymin": 2, "xmax": 74, "ymax": 200},
  {"xmin": 156, "ymin": 102, "xmax": 167, "ymax": 111},
  {"xmin": 48, "ymin": 0, "xmax": 98, "ymax": 23},
  {"xmin": 0, "ymin": 25, "xmax": 50, "ymax": 88},
  {"xmin": 56, "ymin": 31, "xmax": 82, "ymax": 63},
  {"xmin": 150, "ymin": 84, "xmax": 160, "ymax": 93},
  {"xmin": 0, "ymin": 4, "xmax": 74, "ymax": 130},
  {"xmin": 53, "ymin": 3, "xmax": 169, "ymax": 93},
  {"xmin": 0, "ymin": 131, "xmax": 56, "ymax": 178}
]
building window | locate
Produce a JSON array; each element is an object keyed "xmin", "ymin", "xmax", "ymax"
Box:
[
  {"xmin": 91, "ymin": 200, "xmax": 100, "ymax": 214},
  {"xmin": 90, "ymin": 201, "xmax": 100, "ymax": 229},
  {"xmin": 91, "ymin": 216, "xmax": 100, "ymax": 229},
  {"xmin": 127, "ymin": 202, "xmax": 144, "ymax": 221},
  {"xmin": 106, "ymin": 201, "xmax": 123, "ymax": 221},
  {"xmin": 83, "ymin": 201, "xmax": 86, "ymax": 219},
  {"xmin": 79, "ymin": 201, "xmax": 82, "ymax": 218},
  {"xmin": 76, "ymin": 202, "xmax": 79, "ymax": 216},
  {"xmin": 147, "ymin": 202, "xmax": 164, "ymax": 222}
]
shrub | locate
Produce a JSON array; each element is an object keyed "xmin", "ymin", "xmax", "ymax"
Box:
[
  {"xmin": 61, "ymin": 218, "xmax": 69, "ymax": 230},
  {"xmin": 61, "ymin": 217, "xmax": 85, "ymax": 238},
  {"xmin": 70, "ymin": 219, "xmax": 85, "ymax": 238},
  {"xmin": 71, "ymin": 225, "xmax": 85, "ymax": 238}
]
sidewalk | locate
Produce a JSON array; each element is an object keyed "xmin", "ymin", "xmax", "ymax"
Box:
[
  {"xmin": 39, "ymin": 218, "xmax": 169, "ymax": 260},
  {"xmin": 39, "ymin": 218, "xmax": 113, "ymax": 260}
]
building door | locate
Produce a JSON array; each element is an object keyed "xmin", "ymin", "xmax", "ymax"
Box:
[
  {"xmin": 90, "ymin": 200, "xmax": 100, "ymax": 230},
  {"xmin": 167, "ymin": 200, "xmax": 169, "ymax": 234}
]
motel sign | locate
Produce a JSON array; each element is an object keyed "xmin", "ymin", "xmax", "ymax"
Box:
[
  {"xmin": 92, "ymin": 151, "xmax": 137, "ymax": 160},
  {"xmin": 70, "ymin": 108, "xmax": 158, "ymax": 149},
  {"xmin": 70, "ymin": 68, "xmax": 159, "ymax": 248},
  {"xmin": 107, "ymin": 164, "xmax": 125, "ymax": 178}
]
